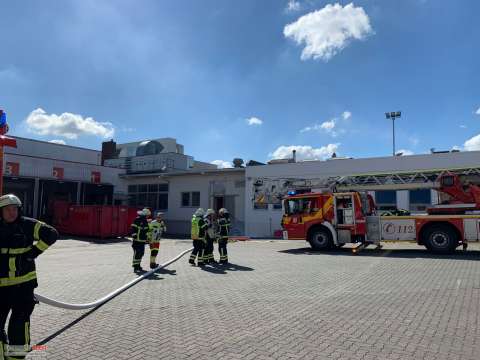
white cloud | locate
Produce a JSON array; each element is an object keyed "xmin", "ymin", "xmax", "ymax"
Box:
[
  {"xmin": 211, "ymin": 160, "xmax": 233, "ymax": 169},
  {"xmin": 246, "ymin": 117, "xmax": 263, "ymax": 126},
  {"xmin": 476, "ymin": 107, "xmax": 480, "ymax": 115},
  {"xmin": 284, "ymin": 3, "xmax": 373, "ymax": 61},
  {"xmin": 460, "ymin": 125, "xmax": 467, "ymax": 129},
  {"xmin": 300, "ymin": 118, "xmax": 338, "ymax": 136},
  {"xmin": 269, "ymin": 144, "xmax": 339, "ymax": 161},
  {"xmin": 452, "ymin": 145, "xmax": 461, "ymax": 151},
  {"xmin": 48, "ymin": 139, "xmax": 66, "ymax": 145},
  {"xmin": 342, "ymin": 111, "xmax": 352, "ymax": 120},
  {"xmin": 320, "ymin": 119, "xmax": 335, "ymax": 131},
  {"xmin": 25, "ymin": 108, "xmax": 115, "ymax": 139},
  {"xmin": 464, "ymin": 134, "xmax": 480, "ymax": 151},
  {"xmin": 396, "ymin": 149, "xmax": 414, "ymax": 156},
  {"xmin": 285, "ymin": 0, "xmax": 301, "ymax": 12}
]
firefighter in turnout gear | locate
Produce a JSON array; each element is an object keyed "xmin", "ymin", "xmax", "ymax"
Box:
[
  {"xmin": 217, "ymin": 208, "xmax": 231, "ymax": 264},
  {"xmin": 0, "ymin": 194, "xmax": 58, "ymax": 360},
  {"xmin": 204, "ymin": 209, "xmax": 216, "ymax": 264},
  {"xmin": 148, "ymin": 212, "xmax": 166, "ymax": 269},
  {"xmin": 189, "ymin": 208, "xmax": 207, "ymax": 266},
  {"xmin": 130, "ymin": 208, "xmax": 151, "ymax": 273}
]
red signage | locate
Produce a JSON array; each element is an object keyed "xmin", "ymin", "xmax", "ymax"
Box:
[
  {"xmin": 91, "ymin": 171, "xmax": 101, "ymax": 184},
  {"xmin": 5, "ymin": 162, "xmax": 19, "ymax": 176},
  {"xmin": 53, "ymin": 167, "xmax": 64, "ymax": 179}
]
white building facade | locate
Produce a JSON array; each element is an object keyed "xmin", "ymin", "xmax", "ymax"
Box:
[{"xmin": 120, "ymin": 168, "xmax": 245, "ymax": 236}]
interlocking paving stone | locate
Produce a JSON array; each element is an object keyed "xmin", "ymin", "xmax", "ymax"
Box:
[{"xmin": 22, "ymin": 239, "xmax": 480, "ymax": 359}]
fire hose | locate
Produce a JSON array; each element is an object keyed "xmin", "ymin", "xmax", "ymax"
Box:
[{"xmin": 34, "ymin": 247, "xmax": 193, "ymax": 310}]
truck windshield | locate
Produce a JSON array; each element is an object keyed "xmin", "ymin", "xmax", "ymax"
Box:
[{"xmin": 285, "ymin": 198, "xmax": 312, "ymax": 215}]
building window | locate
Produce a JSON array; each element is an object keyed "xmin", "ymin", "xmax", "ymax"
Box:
[
  {"xmin": 158, "ymin": 184, "xmax": 169, "ymax": 192},
  {"xmin": 182, "ymin": 192, "xmax": 200, "ymax": 207},
  {"xmin": 128, "ymin": 182, "xmax": 168, "ymax": 210},
  {"xmin": 375, "ymin": 190, "xmax": 397, "ymax": 211},
  {"xmin": 410, "ymin": 189, "xmax": 431, "ymax": 212},
  {"xmin": 182, "ymin": 192, "xmax": 190, "ymax": 207},
  {"xmin": 192, "ymin": 192, "xmax": 200, "ymax": 207}
]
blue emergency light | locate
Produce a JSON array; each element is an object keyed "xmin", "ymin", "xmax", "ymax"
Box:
[
  {"xmin": 0, "ymin": 111, "xmax": 6, "ymax": 126},
  {"xmin": 287, "ymin": 190, "xmax": 296, "ymax": 196}
]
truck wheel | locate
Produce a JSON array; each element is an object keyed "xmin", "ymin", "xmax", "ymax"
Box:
[
  {"xmin": 309, "ymin": 228, "xmax": 333, "ymax": 251},
  {"xmin": 423, "ymin": 224, "xmax": 458, "ymax": 254}
]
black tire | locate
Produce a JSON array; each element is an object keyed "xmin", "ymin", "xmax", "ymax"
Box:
[
  {"xmin": 423, "ymin": 224, "xmax": 458, "ymax": 254},
  {"xmin": 308, "ymin": 227, "xmax": 334, "ymax": 251}
]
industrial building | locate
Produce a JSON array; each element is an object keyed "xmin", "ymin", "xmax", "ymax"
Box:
[
  {"xmin": 3, "ymin": 136, "xmax": 127, "ymax": 222},
  {"xmin": 4, "ymin": 135, "xmax": 480, "ymax": 239}
]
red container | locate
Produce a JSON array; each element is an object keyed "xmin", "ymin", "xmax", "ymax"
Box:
[{"xmin": 53, "ymin": 201, "xmax": 140, "ymax": 239}]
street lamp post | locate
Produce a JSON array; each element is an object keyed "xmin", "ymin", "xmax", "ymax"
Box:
[{"xmin": 385, "ymin": 111, "xmax": 401, "ymax": 156}]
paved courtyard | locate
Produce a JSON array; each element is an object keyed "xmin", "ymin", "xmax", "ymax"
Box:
[{"xmin": 25, "ymin": 238, "xmax": 480, "ymax": 359}]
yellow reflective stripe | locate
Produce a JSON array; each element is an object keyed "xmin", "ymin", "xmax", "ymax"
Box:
[
  {"xmin": 35, "ymin": 240, "xmax": 49, "ymax": 252},
  {"xmin": 25, "ymin": 322, "xmax": 30, "ymax": 348},
  {"xmin": 9, "ymin": 257, "xmax": 16, "ymax": 278},
  {"xmin": 131, "ymin": 224, "xmax": 139, "ymax": 228},
  {"xmin": 0, "ymin": 247, "xmax": 31, "ymax": 255},
  {"xmin": 33, "ymin": 221, "xmax": 44, "ymax": 241},
  {"xmin": 0, "ymin": 271, "xmax": 37, "ymax": 287}
]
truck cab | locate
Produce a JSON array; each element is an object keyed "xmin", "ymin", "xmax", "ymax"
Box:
[{"xmin": 282, "ymin": 191, "xmax": 374, "ymax": 249}]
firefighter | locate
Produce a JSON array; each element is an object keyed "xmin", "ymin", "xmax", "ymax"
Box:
[
  {"xmin": 130, "ymin": 208, "xmax": 150, "ymax": 273},
  {"xmin": 217, "ymin": 208, "xmax": 231, "ymax": 264},
  {"xmin": 204, "ymin": 208, "xmax": 216, "ymax": 264},
  {"xmin": 189, "ymin": 208, "xmax": 206, "ymax": 266},
  {"xmin": 0, "ymin": 194, "xmax": 58, "ymax": 360},
  {"xmin": 148, "ymin": 212, "xmax": 166, "ymax": 269}
]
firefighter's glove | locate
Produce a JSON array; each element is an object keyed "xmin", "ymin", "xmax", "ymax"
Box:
[{"xmin": 23, "ymin": 247, "xmax": 42, "ymax": 262}]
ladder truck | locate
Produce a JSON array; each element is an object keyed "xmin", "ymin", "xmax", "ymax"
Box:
[{"xmin": 278, "ymin": 171, "xmax": 480, "ymax": 254}]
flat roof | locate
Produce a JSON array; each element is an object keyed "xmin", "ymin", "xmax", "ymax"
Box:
[
  {"xmin": 120, "ymin": 167, "xmax": 245, "ymax": 178},
  {"xmin": 12, "ymin": 135, "xmax": 100, "ymax": 153}
]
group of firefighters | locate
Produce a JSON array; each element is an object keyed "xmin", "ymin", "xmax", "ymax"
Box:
[
  {"xmin": 189, "ymin": 207, "xmax": 231, "ymax": 266},
  {"xmin": 130, "ymin": 206, "xmax": 231, "ymax": 272},
  {"xmin": 130, "ymin": 209, "xmax": 167, "ymax": 273}
]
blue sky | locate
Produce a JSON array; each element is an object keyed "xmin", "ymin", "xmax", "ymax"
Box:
[{"xmin": 1, "ymin": 0, "xmax": 479, "ymax": 167}]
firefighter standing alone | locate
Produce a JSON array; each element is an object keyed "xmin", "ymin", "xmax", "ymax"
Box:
[
  {"xmin": 148, "ymin": 212, "xmax": 166, "ymax": 269},
  {"xmin": 0, "ymin": 194, "xmax": 58, "ymax": 360},
  {"xmin": 130, "ymin": 208, "xmax": 151, "ymax": 273}
]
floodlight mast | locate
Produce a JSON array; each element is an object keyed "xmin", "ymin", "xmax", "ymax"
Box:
[{"xmin": 385, "ymin": 111, "xmax": 401, "ymax": 156}]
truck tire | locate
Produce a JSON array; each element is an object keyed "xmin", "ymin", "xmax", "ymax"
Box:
[
  {"xmin": 423, "ymin": 224, "xmax": 458, "ymax": 254},
  {"xmin": 308, "ymin": 227, "xmax": 333, "ymax": 251}
]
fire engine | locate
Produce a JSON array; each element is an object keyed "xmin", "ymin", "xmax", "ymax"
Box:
[{"xmin": 280, "ymin": 171, "xmax": 480, "ymax": 254}]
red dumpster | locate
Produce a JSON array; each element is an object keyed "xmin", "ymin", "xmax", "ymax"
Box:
[{"xmin": 53, "ymin": 201, "xmax": 140, "ymax": 239}]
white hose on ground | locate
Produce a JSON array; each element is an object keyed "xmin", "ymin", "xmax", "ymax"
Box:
[{"xmin": 34, "ymin": 247, "xmax": 193, "ymax": 310}]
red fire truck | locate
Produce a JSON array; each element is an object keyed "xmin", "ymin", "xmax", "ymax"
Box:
[{"xmin": 281, "ymin": 172, "xmax": 480, "ymax": 254}]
